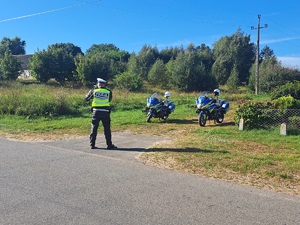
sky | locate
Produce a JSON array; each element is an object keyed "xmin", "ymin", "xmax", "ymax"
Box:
[{"xmin": 1, "ymin": 0, "xmax": 300, "ymax": 68}]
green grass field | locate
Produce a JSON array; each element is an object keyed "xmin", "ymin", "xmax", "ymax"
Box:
[{"xmin": 0, "ymin": 82, "xmax": 299, "ymax": 196}]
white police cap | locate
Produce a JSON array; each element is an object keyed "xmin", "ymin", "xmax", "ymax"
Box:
[{"xmin": 97, "ymin": 78, "xmax": 106, "ymax": 83}]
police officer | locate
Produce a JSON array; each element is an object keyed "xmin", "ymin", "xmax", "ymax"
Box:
[
  {"xmin": 85, "ymin": 78, "xmax": 117, "ymax": 149},
  {"xmin": 163, "ymin": 91, "xmax": 175, "ymax": 114},
  {"xmin": 213, "ymin": 88, "xmax": 221, "ymax": 105}
]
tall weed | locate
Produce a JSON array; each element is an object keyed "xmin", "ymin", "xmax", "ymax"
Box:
[{"xmin": 0, "ymin": 82, "xmax": 86, "ymax": 116}]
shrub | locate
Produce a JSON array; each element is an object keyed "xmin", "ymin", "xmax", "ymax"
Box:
[
  {"xmin": 272, "ymin": 95, "xmax": 300, "ymax": 109},
  {"xmin": 113, "ymin": 72, "xmax": 143, "ymax": 92},
  {"xmin": 234, "ymin": 101, "xmax": 273, "ymax": 129},
  {"xmin": 271, "ymin": 81, "xmax": 300, "ymax": 100},
  {"xmin": 288, "ymin": 116, "xmax": 300, "ymax": 135}
]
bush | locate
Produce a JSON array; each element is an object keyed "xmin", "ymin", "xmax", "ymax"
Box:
[
  {"xmin": 271, "ymin": 81, "xmax": 300, "ymax": 100},
  {"xmin": 272, "ymin": 95, "xmax": 300, "ymax": 109},
  {"xmin": 113, "ymin": 72, "xmax": 143, "ymax": 92},
  {"xmin": 234, "ymin": 101, "xmax": 273, "ymax": 129},
  {"xmin": 288, "ymin": 116, "xmax": 300, "ymax": 135}
]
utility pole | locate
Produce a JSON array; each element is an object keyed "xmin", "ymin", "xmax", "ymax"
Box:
[{"xmin": 251, "ymin": 15, "xmax": 268, "ymax": 95}]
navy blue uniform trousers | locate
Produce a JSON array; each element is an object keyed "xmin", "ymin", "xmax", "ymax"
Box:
[{"xmin": 90, "ymin": 111, "xmax": 112, "ymax": 147}]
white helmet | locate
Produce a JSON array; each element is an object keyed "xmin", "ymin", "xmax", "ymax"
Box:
[
  {"xmin": 213, "ymin": 89, "xmax": 220, "ymax": 96},
  {"xmin": 97, "ymin": 78, "xmax": 106, "ymax": 84},
  {"xmin": 164, "ymin": 91, "xmax": 171, "ymax": 97}
]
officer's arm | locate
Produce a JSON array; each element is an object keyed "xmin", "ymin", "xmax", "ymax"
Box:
[
  {"xmin": 109, "ymin": 90, "xmax": 113, "ymax": 102},
  {"xmin": 85, "ymin": 89, "xmax": 94, "ymax": 101}
]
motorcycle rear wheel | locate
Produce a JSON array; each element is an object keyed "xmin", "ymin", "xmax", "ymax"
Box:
[
  {"xmin": 198, "ymin": 113, "xmax": 207, "ymax": 126},
  {"xmin": 162, "ymin": 115, "xmax": 168, "ymax": 122},
  {"xmin": 216, "ymin": 114, "xmax": 224, "ymax": 123}
]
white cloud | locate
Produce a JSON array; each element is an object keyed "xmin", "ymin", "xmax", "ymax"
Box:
[
  {"xmin": 261, "ymin": 36, "xmax": 300, "ymax": 45},
  {"xmin": 278, "ymin": 56, "xmax": 300, "ymax": 69}
]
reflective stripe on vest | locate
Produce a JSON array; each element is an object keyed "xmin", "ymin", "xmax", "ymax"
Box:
[{"xmin": 92, "ymin": 88, "xmax": 110, "ymax": 107}]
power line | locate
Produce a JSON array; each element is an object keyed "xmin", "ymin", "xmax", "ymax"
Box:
[
  {"xmin": 262, "ymin": 18, "xmax": 300, "ymax": 50},
  {"xmin": 265, "ymin": 17, "xmax": 300, "ymax": 36}
]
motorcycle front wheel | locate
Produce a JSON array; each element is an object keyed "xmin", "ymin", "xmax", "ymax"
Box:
[
  {"xmin": 146, "ymin": 113, "xmax": 152, "ymax": 123},
  {"xmin": 198, "ymin": 112, "xmax": 207, "ymax": 127}
]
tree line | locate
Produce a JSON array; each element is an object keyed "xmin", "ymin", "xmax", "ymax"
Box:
[{"xmin": 0, "ymin": 28, "xmax": 299, "ymax": 93}]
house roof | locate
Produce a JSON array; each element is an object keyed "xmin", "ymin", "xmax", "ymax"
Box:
[{"xmin": 14, "ymin": 54, "xmax": 34, "ymax": 70}]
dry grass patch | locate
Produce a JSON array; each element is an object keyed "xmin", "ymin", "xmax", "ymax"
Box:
[{"xmin": 139, "ymin": 129, "xmax": 300, "ymax": 196}]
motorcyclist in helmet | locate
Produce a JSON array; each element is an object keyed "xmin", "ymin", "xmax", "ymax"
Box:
[
  {"xmin": 165, "ymin": 91, "xmax": 171, "ymax": 99},
  {"xmin": 162, "ymin": 91, "xmax": 175, "ymax": 114},
  {"xmin": 214, "ymin": 89, "xmax": 220, "ymax": 97},
  {"xmin": 213, "ymin": 88, "xmax": 221, "ymax": 105}
]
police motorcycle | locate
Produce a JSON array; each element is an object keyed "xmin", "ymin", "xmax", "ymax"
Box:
[
  {"xmin": 143, "ymin": 92, "xmax": 175, "ymax": 122},
  {"xmin": 195, "ymin": 89, "xmax": 229, "ymax": 127}
]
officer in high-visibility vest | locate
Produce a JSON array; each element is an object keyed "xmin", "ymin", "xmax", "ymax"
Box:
[{"xmin": 85, "ymin": 78, "xmax": 117, "ymax": 149}]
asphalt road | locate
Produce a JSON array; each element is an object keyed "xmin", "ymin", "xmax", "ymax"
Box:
[{"xmin": 1, "ymin": 132, "xmax": 300, "ymax": 225}]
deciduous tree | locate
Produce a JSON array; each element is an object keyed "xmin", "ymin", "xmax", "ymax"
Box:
[
  {"xmin": 30, "ymin": 43, "xmax": 81, "ymax": 84},
  {"xmin": 0, "ymin": 51, "xmax": 22, "ymax": 80},
  {"xmin": 75, "ymin": 54, "xmax": 110, "ymax": 85},
  {"xmin": 0, "ymin": 37, "xmax": 26, "ymax": 56}
]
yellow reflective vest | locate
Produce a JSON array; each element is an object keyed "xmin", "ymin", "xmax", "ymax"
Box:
[{"xmin": 92, "ymin": 88, "xmax": 111, "ymax": 107}]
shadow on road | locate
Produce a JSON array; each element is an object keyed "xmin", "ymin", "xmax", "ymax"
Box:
[
  {"xmin": 92, "ymin": 147, "xmax": 147, "ymax": 152},
  {"xmin": 146, "ymin": 147, "xmax": 229, "ymax": 154}
]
